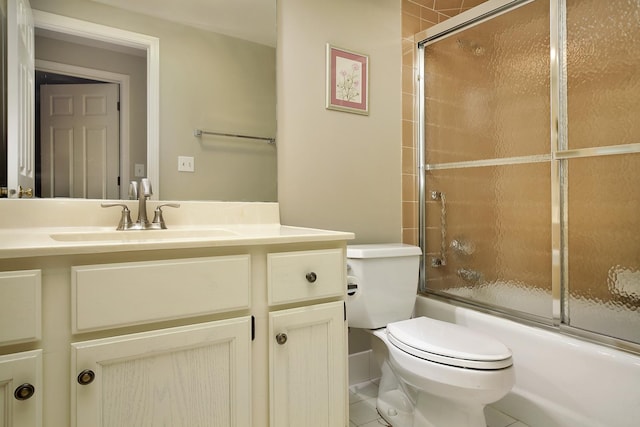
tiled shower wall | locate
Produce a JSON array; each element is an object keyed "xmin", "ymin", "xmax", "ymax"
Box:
[
  {"xmin": 401, "ymin": 0, "xmax": 488, "ymax": 244},
  {"xmin": 401, "ymin": 0, "xmax": 640, "ymax": 344}
]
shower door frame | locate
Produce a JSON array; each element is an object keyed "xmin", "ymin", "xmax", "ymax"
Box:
[{"xmin": 416, "ymin": 0, "xmax": 640, "ymax": 354}]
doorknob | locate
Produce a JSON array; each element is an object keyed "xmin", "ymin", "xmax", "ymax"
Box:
[
  {"xmin": 0, "ymin": 187, "xmax": 32, "ymax": 198},
  {"xmin": 18, "ymin": 186, "xmax": 34, "ymax": 198}
]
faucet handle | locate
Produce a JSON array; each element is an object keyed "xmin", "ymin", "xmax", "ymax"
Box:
[
  {"xmin": 101, "ymin": 203, "xmax": 134, "ymax": 230},
  {"xmin": 140, "ymin": 178, "xmax": 152, "ymax": 197},
  {"xmin": 128, "ymin": 181, "xmax": 139, "ymax": 200},
  {"xmin": 151, "ymin": 203, "xmax": 180, "ymax": 229}
]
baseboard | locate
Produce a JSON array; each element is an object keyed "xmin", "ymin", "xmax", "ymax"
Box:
[{"xmin": 349, "ymin": 349, "xmax": 380, "ymax": 386}]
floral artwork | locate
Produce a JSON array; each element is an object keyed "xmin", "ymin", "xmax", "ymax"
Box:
[
  {"xmin": 326, "ymin": 44, "xmax": 369, "ymax": 115},
  {"xmin": 336, "ymin": 59, "xmax": 362, "ymax": 102}
]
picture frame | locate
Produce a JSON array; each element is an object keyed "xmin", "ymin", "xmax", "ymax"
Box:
[{"xmin": 326, "ymin": 44, "xmax": 369, "ymax": 115}]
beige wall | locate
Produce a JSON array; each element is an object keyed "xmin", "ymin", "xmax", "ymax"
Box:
[
  {"xmin": 277, "ymin": 0, "xmax": 403, "ymax": 356},
  {"xmin": 31, "ymin": 0, "xmax": 276, "ymax": 202},
  {"xmin": 35, "ymin": 35, "xmax": 148, "ymax": 182},
  {"xmin": 276, "ymin": 0, "xmax": 403, "ymax": 243}
]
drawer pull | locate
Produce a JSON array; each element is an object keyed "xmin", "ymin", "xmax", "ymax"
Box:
[
  {"xmin": 305, "ymin": 272, "xmax": 317, "ymax": 283},
  {"xmin": 276, "ymin": 333, "xmax": 288, "ymax": 345},
  {"xmin": 14, "ymin": 383, "xmax": 35, "ymax": 400},
  {"xmin": 77, "ymin": 369, "xmax": 96, "ymax": 385}
]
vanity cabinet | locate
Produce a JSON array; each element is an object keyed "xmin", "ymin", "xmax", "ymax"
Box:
[{"xmin": 0, "ymin": 230, "xmax": 350, "ymax": 427}]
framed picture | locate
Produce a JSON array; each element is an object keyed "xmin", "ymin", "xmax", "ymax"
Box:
[{"xmin": 326, "ymin": 44, "xmax": 369, "ymax": 115}]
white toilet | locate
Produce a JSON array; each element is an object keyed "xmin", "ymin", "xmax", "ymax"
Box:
[{"xmin": 346, "ymin": 244, "xmax": 514, "ymax": 427}]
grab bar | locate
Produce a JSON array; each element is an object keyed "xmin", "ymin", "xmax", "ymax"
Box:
[
  {"xmin": 194, "ymin": 129, "xmax": 276, "ymax": 144},
  {"xmin": 430, "ymin": 191, "xmax": 447, "ymax": 268}
]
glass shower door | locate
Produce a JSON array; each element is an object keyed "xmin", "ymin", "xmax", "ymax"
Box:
[
  {"xmin": 420, "ymin": 0, "xmax": 640, "ymax": 348},
  {"xmin": 421, "ymin": 0, "xmax": 553, "ymax": 321},
  {"xmin": 563, "ymin": 0, "xmax": 640, "ymax": 343}
]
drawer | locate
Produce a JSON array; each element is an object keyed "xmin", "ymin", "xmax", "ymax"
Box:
[
  {"xmin": 72, "ymin": 255, "xmax": 250, "ymax": 333},
  {"xmin": 0, "ymin": 270, "xmax": 41, "ymax": 345},
  {"xmin": 268, "ymin": 248, "xmax": 345, "ymax": 305}
]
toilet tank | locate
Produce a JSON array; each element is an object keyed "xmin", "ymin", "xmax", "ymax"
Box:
[{"xmin": 346, "ymin": 244, "xmax": 422, "ymax": 329}]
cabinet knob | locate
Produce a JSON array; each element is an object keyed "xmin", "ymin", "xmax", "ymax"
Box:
[
  {"xmin": 305, "ymin": 272, "xmax": 317, "ymax": 283},
  {"xmin": 14, "ymin": 383, "xmax": 35, "ymax": 400},
  {"xmin": 77, "ymin": 369, "xmax": 96, "ymax": 385},
  {"xmin": 275, "ymin": 333, "xmax": 288, "ymax": 345}
]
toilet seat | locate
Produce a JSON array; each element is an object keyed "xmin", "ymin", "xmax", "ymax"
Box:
[{"xmin": 386, "ymin": 317, "xmax": 513, "ymax": 370}]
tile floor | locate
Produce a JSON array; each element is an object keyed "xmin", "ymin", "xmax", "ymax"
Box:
[{"xmin": 349, "ymin": 380, "xmax": 529, "ymax": 427}]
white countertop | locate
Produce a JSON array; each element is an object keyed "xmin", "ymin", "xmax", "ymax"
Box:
[
  {"xmin": 0, "ymin": 199, "xmax": 354, "ymax": 259},
  {"xmin": 0, "ymin": 224, "xmax": 354, "ymax": 259}
]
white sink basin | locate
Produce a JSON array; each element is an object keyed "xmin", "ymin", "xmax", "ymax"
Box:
[{"xmin": 49, "ymin": 228, "xmax": 238, "ymax": 242}]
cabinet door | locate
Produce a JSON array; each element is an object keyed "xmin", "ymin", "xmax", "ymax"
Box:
[
  {"xmin": 0, "ymin": 350, "xmax": 42, "ymax": 427},
  {"xmin": 269, "ymin": 301, "xmax": 347, "ymax": 427},
  {"xmin": 71, "ymin": 318, "xmax": 251, "ymax": 427},
  {"xmin": 0, "ymin": 270, "xmax": 41, "ymax": 345}
]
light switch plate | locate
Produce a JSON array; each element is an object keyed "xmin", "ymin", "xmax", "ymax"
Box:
[
  {"xmin": 178, "ymin": 156, "xmax": 195, "ymax": 172},
  {"xmin": 134, "ymin": 163, "xmax": 145, "ymax": 177}
]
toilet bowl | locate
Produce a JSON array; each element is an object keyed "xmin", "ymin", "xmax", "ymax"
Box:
[
  {"xmin": 374, "ymin": 318, "xmax": 514, "ymax": 427},
  {"xmin": 346, "ymin": 244, "xmax": 515, "ymax": 427}
]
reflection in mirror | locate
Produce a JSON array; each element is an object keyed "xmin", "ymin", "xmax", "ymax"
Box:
[
  {"xmin": 2, "ymin": 0, "xmax": 277, "ymax": 202},
  {"xmin": 35, "ymin": 68, "xmax": 138, "ymax": 199}
]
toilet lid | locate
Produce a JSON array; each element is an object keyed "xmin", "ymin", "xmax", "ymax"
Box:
[{"xmin": 386, "ymin": 317, "xmax": 513, "ymax": 370}]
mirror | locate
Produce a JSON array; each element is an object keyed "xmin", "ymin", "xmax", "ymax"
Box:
[{"xmin": 2, "ymin": 0, "xmax": 277, "ymax": 202}]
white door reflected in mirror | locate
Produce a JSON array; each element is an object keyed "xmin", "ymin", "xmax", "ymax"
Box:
[
  {"xmin": 40, "ymin": 83, "xmax": 120, "ymax": 199},
  {"xmin": 7, "ymin": 0, "xmax": 35, "ymax": 197}
]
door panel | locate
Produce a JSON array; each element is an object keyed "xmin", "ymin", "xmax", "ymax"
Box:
[
  {"xmin": 269, "ymin": 301, "xmax": 347, "ymax": 427},
  {"xmin": 40, "ymin": 83, "xmax": 119, "ymax": 199},
  {"xmin": 0, "ymin": 350, "xmax": 42, "ymax": 427},
  {"xmin": 71, "ymin": 318, "xmax": 251, "ymax": 427},
  {"xmin": 7, "ymin": 0, "xmax": 35, "ymax": 197}
]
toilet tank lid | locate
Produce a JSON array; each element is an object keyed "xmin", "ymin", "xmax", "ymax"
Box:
[{"xmin": 347, "ymin": 244, "xmax": 422, "ymax": 258}]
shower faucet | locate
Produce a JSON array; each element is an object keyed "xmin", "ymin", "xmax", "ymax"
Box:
[
  {"xmin": 451, "ymin": 239, "xmax": 476, "ymax": 255},
  {"xmin": 457, "ymin": 268, "xmax": 483, "ymax": 284}
]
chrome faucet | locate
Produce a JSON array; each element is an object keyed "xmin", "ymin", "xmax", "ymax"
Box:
[
  {"xmin": 102, "ymin": 179, "xmax": 179, "ymax": 230},
  {"xmin": 135, "ymin": 178, "xmax": 153, "ymax": 228}
]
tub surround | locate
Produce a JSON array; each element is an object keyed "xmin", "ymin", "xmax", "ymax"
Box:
[{"xmin": 0, "ymin": 199, "xmax": 354, "ymax": 427}]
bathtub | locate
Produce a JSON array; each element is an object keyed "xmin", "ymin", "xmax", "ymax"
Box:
[{"xmin": 414, "ymin": 295, "xmax": 640, "ymax": 427}]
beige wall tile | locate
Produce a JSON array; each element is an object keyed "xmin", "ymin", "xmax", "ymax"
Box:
[
  {"xmin": 403, "ymin": 0, "xmax": 422, "ymax": 17},
  {"xmin": 402, "ymin": 12, "xmax": 422, "ymax": 38},
  {"xmin": 402, "ymin": 120, "xmax": 414, "ymax": 148},
  {"xmin": 421, "ymin": 7, "xmax": 440, "ymax": 24},
  {"xmin": 434, "ymin": 0, "xmax": 463, "ymax": 12},
  {"xmin": 402, "ymin": 147, "xmax": 415, "ymax": 174}
]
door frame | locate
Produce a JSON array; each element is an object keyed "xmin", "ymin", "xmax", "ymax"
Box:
[
  {"xmin": 36, "ymin": 60, "xmax": 130, "ymax": 198},
  {"xmin": 32, "ymin": 10, "xmax": 160, "ymax": 198}
]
